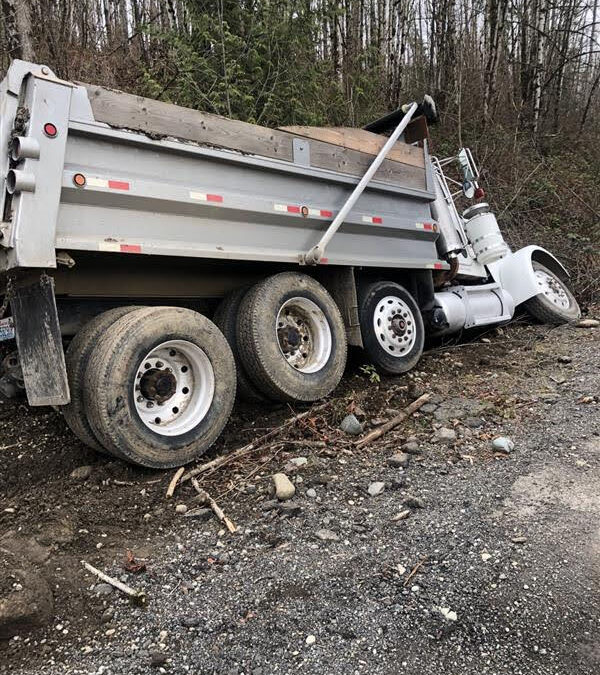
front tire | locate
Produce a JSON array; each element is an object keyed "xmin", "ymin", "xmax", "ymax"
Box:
[
  {"xmin": 83, "ymin": 307, "xmax": 236, "ymax": 468},
  {"xmin": 524, "ymin": 261, "xmax": 580, "ymax": 324},
  {"xmin": 236, "ymin": 272, "xmax": 347, "ymax": 402},
  {"xmin": 359, "ymin": 281, "xmax": 424, "ymax": 375}
]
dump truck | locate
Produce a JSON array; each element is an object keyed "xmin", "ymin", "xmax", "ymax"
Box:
[{"xmin": 0, "ymin": 60, "xmax": 580, "ymax": 467}]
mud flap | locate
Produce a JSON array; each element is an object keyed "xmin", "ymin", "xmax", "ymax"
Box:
[{"xmin": 10, "ymin": 273, "xmax": 70, "ymax": 406}]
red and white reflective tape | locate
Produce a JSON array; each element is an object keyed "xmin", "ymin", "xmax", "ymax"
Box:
[
  {"xmin": 273, "ymin": 204, "xmax": 332, "ymax": 217},
  {"xmin": 99, "ymin": 241, "xmax": 142, "ymax": 253},
  {"xmin": 426, "ymin": 262, "xmax": 444, "ymax": 270},
  {"xmin": 416, "ymin": 222, "xmax": 435, "ymax": 231},
  {"xmin": 86, "ymin": 177, "xmax": 130, "ymax": 191},
  {"xmin": 362, "ymin": 215, "xmax": 383, "ymax": 224},
  {"xmin": 190, "ymin": 191, "xmax": 223, "ymax": 203}
]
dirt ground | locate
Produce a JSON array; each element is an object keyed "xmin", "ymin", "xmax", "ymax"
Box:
[{"xmin": 0, "ymin": 313, "xmax": 599, "ymax": 674}]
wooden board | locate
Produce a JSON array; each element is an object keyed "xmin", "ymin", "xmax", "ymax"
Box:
[
  {"xmin": 279, "ymin": 125, "xmax": 425, "ymax": 169},
  {"xmin": 82, "ymin": 85, "xmax": 426, "ymax": 190}
]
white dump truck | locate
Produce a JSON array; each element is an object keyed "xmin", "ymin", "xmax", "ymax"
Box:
[{"xmin": 0, "ymin": 60, "xmax": 580, "ymax": 467}]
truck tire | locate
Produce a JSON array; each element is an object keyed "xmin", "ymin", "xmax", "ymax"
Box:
[
  {"xmin": 62, "ymin": 306, "xmax": 141, "ymax": 455},
  {"xmin": 236, "ymin": 272, "xmax": 347, "ymax": 402},
  {"xmin": 83, "ymin": 307, "xmax": 236, "ymax": 468},
  {"xmin": 213, "ymin": 288, "xmax": 266, "ymax": 402},
  {"xmin": 524, "ymin": 261, "xmax": 580, "ymax": 324},
  {"xmin": 359, "ymin": 281, "xmax": 424, "ymax": 375}
]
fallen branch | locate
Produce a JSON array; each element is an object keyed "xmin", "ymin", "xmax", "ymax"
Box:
[
  {"xmin": 81, "ymin": 560, "xmax": 146, "ymax": 605},
  {"xmin": 191, "ymin": 478, "xmax": 237, "ymax": 533},
  {"xmin": 178, "ymin": 400, "xmax": 333, "ymax": 485},
  {"xmin": 355, "ymin": 394, "xmax": 431, "ymax": 448},
  {"xmin": 166, "ymin": 467, "xmax": 185, "ymax": 499}
]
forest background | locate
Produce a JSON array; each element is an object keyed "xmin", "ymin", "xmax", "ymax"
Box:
[{"xmin": 1, "ymin": 0, "xmax": 599, "ymax": 302}]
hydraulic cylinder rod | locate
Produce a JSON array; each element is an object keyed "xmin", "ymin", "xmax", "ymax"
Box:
[{"xmin": 304, "ymin": 102, "xmax": 418, "ymax": 265}]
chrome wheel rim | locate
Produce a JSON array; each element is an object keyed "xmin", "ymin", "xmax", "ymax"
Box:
[
  {"xmin": 133, "ymin": 339, "xmax": 214, "ymax": 436},
  {"xmin": 535, "ymin": 269, "xmax": 571, "ymax": 310},
  {"xmin": 276, "ymin": 297, "xmax": 332, "ymax": 373},
  {"xmin": 373, "ymin": 296, "xmax": 417, "ymax": 357}
]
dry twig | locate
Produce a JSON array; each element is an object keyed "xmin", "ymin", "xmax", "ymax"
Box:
[
  {"xmin": 166, "ymin": 467, "xmax": 185, "ymax": 498},
  {"xmin": 355, "ymin": 394, "xmax": 431, "ymax": 448},
  {"xmin": 191, "ymin": 478, "xmax": 237, "ymax": 533},
  {"xmin": 81, "ymin": 560, "xmax": 146, "ymax": 604}
]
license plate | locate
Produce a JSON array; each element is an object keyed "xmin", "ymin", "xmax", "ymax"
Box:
[{"xmin": 0, "ymin": 316, "xmax": 15, "ymax": 341}]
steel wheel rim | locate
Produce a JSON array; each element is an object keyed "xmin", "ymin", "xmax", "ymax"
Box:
[
  {"xmin": 133, "ymin": 339, "xmax": 214, "ymax": 437},
  {"xmin": 276, "ymin": 297, "xmax": 332, "ymax": 373},
  {"xmin": 373, "ymin": 295, "xmax": 417, "ymax": 357},
  {"xmin": 535, "ymin": 269, "xmax": 571, "ymax": 310}
]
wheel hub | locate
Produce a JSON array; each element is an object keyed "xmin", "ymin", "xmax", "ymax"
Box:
[
  {"xmin": 373, "ymin": 296, "xmax": 417, "ymax": 357},
  {"xmin": 139, "ymin": 368, "xmax": 177, "ymax": 403},
  {"xmin": 275, "ymin": 297, "xmax": 332, "ymax": 373},
  {"xmin": 535, "ymin": 269, "xmax": 570, "ymax": 309}
]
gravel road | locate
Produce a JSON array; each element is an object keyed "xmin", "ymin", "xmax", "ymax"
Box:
[{"xmin": 1, "ymin": 318, "xmax": 599, "ymax": 675}]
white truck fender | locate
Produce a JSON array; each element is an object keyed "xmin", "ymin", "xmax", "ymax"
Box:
[{"xmin": 486, "ymin": 245, "xmax": 570, "ymax": 306}]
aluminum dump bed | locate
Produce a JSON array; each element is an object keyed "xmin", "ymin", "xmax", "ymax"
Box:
[{"xmin": 0, "ymin": 61, "xmax": 443, "ymax": 274}]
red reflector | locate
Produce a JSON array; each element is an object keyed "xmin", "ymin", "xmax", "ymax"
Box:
[
  {"xmin": 206, "ymin": 194, "xmax": 223, "ymax": 203},
  {"xmin": 108, "ymin": 180, "xmax": 129, "ymax": 191},
  {"xmin": 372, "ymin": 217, "xmax": 383, "ymax": 224},
  {"xmin": 474, "ymin": 187, "xmax": 485, "ymax": 199},
  {"xmin": 424, "ymin": 223, "xmax": 434, "ymax": 231},
  {"xmin": 320, "ymin": 257, "xmax": 329, "ymax": 264},
  {"xmin": 43, "ymin": 122, "xmax": 58, "ymax": 138},
  {"xmin": 434, "ymin": 262, "xmax": 443, "ymax": 269},
  {"xmin": 287, "ymin": 205, "xmax": 300, "ymax": 213},
  {"xmin": 320, "ymin": 210, "xmax": 333, "ymax": 218},
  {"xmin": 73, "ymin": 173, "xmax": 86, "ymax": 187},
  {"xmin": 120, "ymin": 244, "xmax": 141, "ymax": 253}
]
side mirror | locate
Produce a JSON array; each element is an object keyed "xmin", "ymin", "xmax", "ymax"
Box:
[
  {"xmin": 462, "ymin": 180, "xmax": 475, "ymax": 199},
  {"xmin": 457, "ymin": 148, "xmax": 479, "ymax": 183}
]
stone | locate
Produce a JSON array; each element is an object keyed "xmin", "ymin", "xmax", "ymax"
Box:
[
  {"xmin": 388, "ymin": 453, "xmax": 410, "ymax": 468},
  {"xmin": 367, "ymin": 481, "xmax": 385, "ymax": 496},
  {"xmin": 438, "ymin": 607, "xmax": 458, "ymax": 622},
  {"xmin": 305, "ymin": 634, "xmax": 316, "ymax": 646},
  {"xmin": 101, "ymin": 607, "xmax": 115, "ymax": 624},
  {"xmin": 371, "ymin": 417, "xmax": 388, "ymax": 426},
  {"xmin": 94, "ymin": 583, "xmax": 114, "ymax": 596},
  {"xmin": 289, "ymin": 457, "xmax": 308, "ymax": 467},
  {"xmin": 340, "ymin": 414, "xmax": 363, "ymax": 436},
  {"xmin": 277, "ymin": 502, "xmax": 302, "ymax": 516},
  {"xmin": 306, "ymin": 488, "xmax": 317, "ymax": 499},
  {"xmin": 435, "ymin": 427, "xmax": 457, "ymax": 444},
  {"xmin": 180, "ymin": 616, "xmax": 202, "ymax": 627},
  {"xmin": 577, "ymin": 318, "xmax": 599, "ymax": 328},
  {"xmin": 420, "ymin": 403, "xmax": 438, "ymax": 414},
  {"xmin": 150, "ymin": 652, "xmax": 168, "ymax": 667},
  {"xmin": 272, "ymin": 473, "xmax": 295, "ymax": 501},
  {"xmin": 403, "ymin": 495, "xmax": 425, "ymax": 509},
  {"xmin": 481, "ymin": 552, "xmax": 492, "ymax": 562},
  {"xmin": 463, "ymin": 417, "xmax": 484, "ymax": 429},
  {"xmin": 492, "ymin": 436, "xmax": 514, "ymax": 453},
  {"xmin": 315, "ymin": 529, "xmax": 339, "ymax": 542},
  {"xmin": 402, "ymin": 441, "xmax": 421, "ymax": 454},
  {"xmin": 0, "ymin": 532, "xmax": 51, "ymax": 565},
  {"xmin": 0, "ymin": 553, "xmax": 54, "ymax": 638},
  {"xmin": 175, "ymin": 504, "xmax": 188, "ymax": 514},
  {"xmin": 70, "ymin": 465, "xmax": 93, "ymax": 481},
  {"xmin": 511, "ymin": 535, "xmax": 527, "ymax": 544},
  {"xmin": 558, "ymin": 355, "xmax": 573, "ymax": 364},
  {"xmin": 392, "ymin": 509, "xmax": 411, "ymax": 521}
]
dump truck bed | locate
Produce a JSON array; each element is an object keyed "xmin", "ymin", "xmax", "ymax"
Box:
[{"xmin": 0, "ymin": 62, "xmax": 442, "ymax": 274}]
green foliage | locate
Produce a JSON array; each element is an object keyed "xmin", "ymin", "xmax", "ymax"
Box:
[{"xmin": 359, "ymin": 364, "xmax": 381, "ymax": 384}]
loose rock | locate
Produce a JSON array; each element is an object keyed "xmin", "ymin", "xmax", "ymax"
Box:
[
  {"xmin": 402, "ymin": 441, "xmax": 421, "ymax": 454},
  {"xmin": 315, "ymin": 529, "xmax": 339, "ymax": 542},
  {"xmin": 94, "ymin": 583, "xmax": 114, "ymax": 596},
  {"xmin": 577, "ymin": 318, "xmax": 599, "ymax": 328},
  {"xmin": 387, "ymin": 452, "xmax": 410, "ymax": 468},
  {"xmin": 367, "ymin": 481, "xmax": 385, "ymax": 496},
  {"xmin": 340, "ymin": 414, "xmax": 363, "ymax": 435},
  {"xmin": 70, "ymin": 465, "xmax": 93, "ymax": 481},
  {"xmin": 175, "ymin": 504, "xmax": 188, "ymax": 514},
  {"xmin": 492, "ymin": 436, "xmax": 514, "ymax": 453},
  {"xmin": 435, "ymin": 427, "xmax": 457, "ymax": 444},
  {"xmin": 272, "ymin": 473, "xmax": 295, "ymax": 501},
  {"xmin": 403, "ymin": 495, "xmax": 425, "ymax": 509},
  {"xmin": 306, "ymin": 488, "xmax": 317, "ymax": 499}
]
